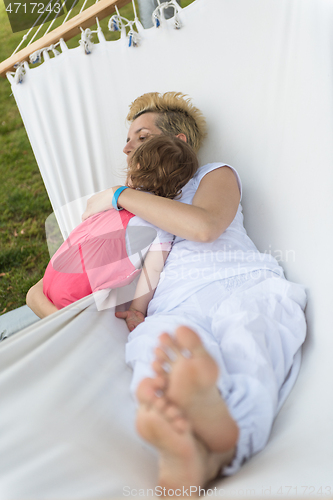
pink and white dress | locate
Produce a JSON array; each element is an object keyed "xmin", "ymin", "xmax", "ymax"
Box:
[{"xmin": 43, "ymin": 209, "xmax": 173, "ymax": 309}]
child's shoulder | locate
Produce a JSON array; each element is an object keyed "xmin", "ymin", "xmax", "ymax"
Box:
[{"xmin": 128, "ymin": 215, "xmax": 173, "ymax": 243}]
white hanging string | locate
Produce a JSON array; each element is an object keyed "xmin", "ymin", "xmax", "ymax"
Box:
[
  {"xmin": 11, "ymin": 0, "xmax": 65, "ymax": 56},
  {"xmin": 11, "ymin": 0, "xmax": 92, "ymax": 59},
  {"xmin": 47, "ymin": 0, "xmax": 78, "ymax": 31},
  {"xmin": 79, "ymin": 27, "xmax": 95, "ymax": 54},
  {"xmin": 152, "ymin": 0, "xmax": 182, "ymax": 29},
  {"xmin": 13, "ymin": 62, "xmax": 25, "ymax": 84},
  {"xmin": 29, "ymin": 41, "xmax": 62, "ymax": 64},
  {"xmin": 27, "ymin": 0, "xmax": 69, "ymax": 46},
  {"xmin": 79, "ymin": 0, "xmax": 91, "ymax": 15},
  {"xmin": 95, "ymin": 17, "xmax": 106, "ymax": 42},
  {"xmin": 9, "ymin": 0, "xmax": 183, "ymax": 82},
  {"xmin": 131, "ymin": 0, "xmax": 142, "ymax": 30},
  {"xmin": 11, "ymin": 33, "xmax": 30, "ymax": 57},
  {"xmin": 108, "ymin": 5, "xmax": 141, "ymax": 47},
  {"xmin": 79, "ymin": 17, "xmax": 106, "ymax": 53}
]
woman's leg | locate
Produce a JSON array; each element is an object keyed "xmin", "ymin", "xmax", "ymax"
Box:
[
  {"xmin": 136, "ymin": 326, "xmax": 238, "ymax": 491},
  {"xmin": 139, "ymin": 326, "xmax": 239, "ymax": 453},
  {"xmin": 129, "ymin": 273, "xmax": 306, "ymax": 483},
  {"xmin": 208, "ymin": 273, "xmax": 307, "ymax": 474},
  {"xmin": 135, "ymin": 273, "xmax": 306, "ymax": 480}
]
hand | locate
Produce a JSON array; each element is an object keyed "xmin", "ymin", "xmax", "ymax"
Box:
[
  {"xmin": 115, "ymin": 308, "xmax": 145, "ymax": 332},
  {"xmin": 82, "ymin": 186, "xmax": 122, "ymax": 221}
]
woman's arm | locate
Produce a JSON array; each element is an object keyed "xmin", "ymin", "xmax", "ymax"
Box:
[
  {"xmin": 82, "ymin": 167, "xmax": 240, "ymax": 242},
  {"xmin": 26, "ymin": 279, "xmax": 59, "ymax": 318},
  {"xmin": 115, "ymin": 248, "xmax": 169, "ymax": 331}
]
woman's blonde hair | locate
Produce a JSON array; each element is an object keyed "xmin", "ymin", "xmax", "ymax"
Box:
[
  {"xmin": 127, "ymin": 92, "xmax": 207, "ymax": 152},
  {"xmin": 127, "ymin": 135, "xmax": 199, "ymax": 199}
]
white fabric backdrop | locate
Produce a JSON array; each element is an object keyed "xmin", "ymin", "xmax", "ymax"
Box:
[{"xmin": 2, "ymin": 0, "xmax": 333, "ymax": 496}]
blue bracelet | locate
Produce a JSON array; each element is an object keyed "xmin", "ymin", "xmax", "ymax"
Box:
[{"xmin": 112, "ymin": 186, "xmax": 129, "ymax": 211}]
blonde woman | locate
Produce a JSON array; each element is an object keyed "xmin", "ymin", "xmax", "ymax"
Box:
[{"xmin": 83, "ymin": 92, "xmax": 307, "ymax": 491}]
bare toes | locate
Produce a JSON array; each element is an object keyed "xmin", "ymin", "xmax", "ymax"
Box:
[
  {"xmin": 154, "ymin": 346, "xmax": 172, "ymax": 364},
  {"xmin": 164, "ymin": 404, "xmax": 183, "ymax": 421},
  {"xmin": 158, "ymin": 333, "xmax": 180, "ymax": 355},
  {"xmin": 172, "ymin": 416, "xmax": 189, "ymax": 433},
  {"xmin": 136, "ymin": 377, "xmax": 164, "ymax": 404},
  {"xmin": 154, "ymin": 340, "xmax": 180, "ymax": 373},
  {"xmin": 174, "ymin": 326, "xmax": 206, "ymax": 354},
  {"xmin": 152, "ymin": 360, "xmax": 169, "ymax": 378},
  {"xmin": 163, "ymin": 404, "xmax": 190, "ymax": 434},
  {"xmin": 155, "ymin": 397, "xmax": 168, "ymax": 412}
]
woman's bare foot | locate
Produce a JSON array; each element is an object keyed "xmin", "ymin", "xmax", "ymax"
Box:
[
  {"xmin": 148, "ymin": 326, "xmax": 239, "ymax": 453},
  {"xmin": 136, "ymin": 396, "xmax": 226, "ymax": 493}
]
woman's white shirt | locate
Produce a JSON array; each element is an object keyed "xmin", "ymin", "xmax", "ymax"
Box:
[{"xmin": 148, "ymin": 163, "xmax": 283, "ymax": 315}]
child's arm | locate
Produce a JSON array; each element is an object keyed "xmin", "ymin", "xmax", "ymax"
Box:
[
  {"xmin": 115, "ymin": 248, "xmax": 170, "ymax": 332},
  {"xmin": 26, "ymin": 279, "xmax": 59, "ymax": 318}
]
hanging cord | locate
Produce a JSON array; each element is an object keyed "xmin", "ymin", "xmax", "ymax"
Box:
[
  {"xmin": 9, "ymin": 61, "xmax": 26, "ymax": 84},
  {"xmin": 80, "ymin": 27, "xmax": 96, "ymax": 54},
  {"xmin": 11, "ymin": 0, "xmax": 69, "ymax": 57},
  {"xmin": 9, "ymin": 40, "xmax": 66, "ymax": 82},
  {"xmin": 28, "ymin": 0, "xmax": 69, "ymax": 47},
  {"xmin": 131, "ymin": 0, "xmax": 144, "ymax": 32},
  {"xmin": 108, "ymin": 4, "xmax": 141, "ymax": 47},
  {"xmin": 79, "ymin": 18, "xmax": 104, "ymax": 54},
  {"xmin": 10, "ymin": 0, "xmax": 143, "ymax": 81},
  {"xmin": 14, "ymin": 62, "xmax": 25, "ymax": 84},
  {"xmin": 152, "ymin": 0, "xmax": 182, "ymax": 29},
  {"xmin": 79, "ymin": 0, "xmax": 91, "ymax": 15},
  {"xmin": 127, "ymin": 25, "xmax": 140, "ymax": 47},
  {"xmin": 44, "ymin": 0, "xmax": 75, "ymax": 37},
  {"xmin": 29, "ymin": 41, "xmax": 62, "ymax": 64}
]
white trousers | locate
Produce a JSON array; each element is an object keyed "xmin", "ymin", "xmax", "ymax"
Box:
[{"xmin": 125, "ymin": 270, "xmax": 307, "ymax": 474}]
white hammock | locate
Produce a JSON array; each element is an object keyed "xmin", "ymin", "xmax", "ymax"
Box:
[{"xmin": 0, "ymin": 0, "xmax": 332, "ymax": 497}]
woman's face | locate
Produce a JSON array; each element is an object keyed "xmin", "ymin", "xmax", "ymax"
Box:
[{"xmin": 123, "ymin": 112, "xmax": 162, "ymax": 163}]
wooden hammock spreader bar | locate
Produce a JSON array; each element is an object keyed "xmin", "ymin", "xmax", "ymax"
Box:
[{"xmin": 0, "ymin": 0, "xmax": 131, "ymax": 77}]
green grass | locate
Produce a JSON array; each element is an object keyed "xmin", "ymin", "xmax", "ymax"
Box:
[{"xmin": 0, "ymin": 0, "xmax": 195, "ymax": 315}]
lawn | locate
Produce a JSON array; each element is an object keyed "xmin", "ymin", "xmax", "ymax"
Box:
[{"xmin": 0, "ymin": 0, "xmax": 195, "ymax": 315}]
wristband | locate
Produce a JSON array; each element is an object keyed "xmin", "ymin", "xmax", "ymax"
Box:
[{"xmin": 112, "ymin": 186, "xmax": 129, "ymax": 211}]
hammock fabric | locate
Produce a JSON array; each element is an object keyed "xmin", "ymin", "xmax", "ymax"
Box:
[{"xmin": 0, "ymin": 0, "xmax": 332, "ymax": 497}]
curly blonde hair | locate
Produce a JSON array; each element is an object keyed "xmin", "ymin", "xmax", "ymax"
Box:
[
  {"xmin": 127, "ymin": 135, "xmax": 199, "ymax": 199},
  {"xmin": 127, "ymin": 92, "xmax": 207, "ymax": 152}
]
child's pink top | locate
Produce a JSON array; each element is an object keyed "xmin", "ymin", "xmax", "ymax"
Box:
[{"xmin": 43, "ymin": 210, "xmax": 139, "ymax": 309}]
